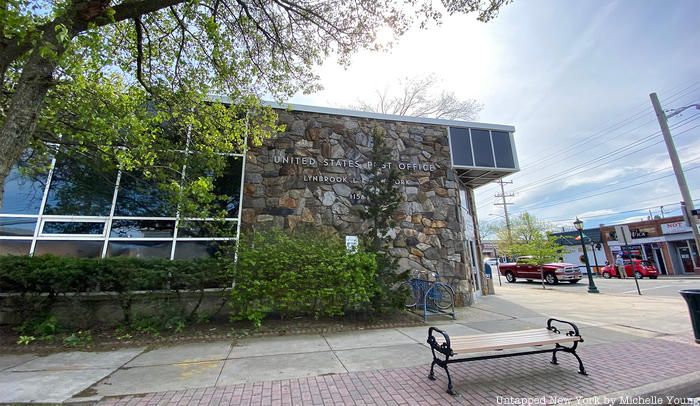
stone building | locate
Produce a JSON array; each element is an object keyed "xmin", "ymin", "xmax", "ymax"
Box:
[{"xmin": 241, "ymin": 104, "xmax": 518, "ymax": 305}]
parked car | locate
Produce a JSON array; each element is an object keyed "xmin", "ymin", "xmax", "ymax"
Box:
[
  {"xmin": 498, "ymin": 256, "xmax": 582, "ymax": 285},
  {"xmin": 600, "ymin": 259, "xmax": 659, "ymax": 279}
]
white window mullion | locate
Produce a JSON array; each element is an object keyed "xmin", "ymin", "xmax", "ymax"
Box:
[
  {"xmin": 101, "ymin": 170, "xmax": 122, "ymax": 258},
  {"xmin": 29, "ymin": 156, "xmax": 57, "ymax": 256}
]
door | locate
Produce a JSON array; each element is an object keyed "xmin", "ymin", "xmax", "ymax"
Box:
[
  {"xmin": 679, "ymin": 247, "xmax": 694, "ymax": 273},
  {"xmin": 652, "ymin": 247, "xmax": 667, "ymax": 275}
]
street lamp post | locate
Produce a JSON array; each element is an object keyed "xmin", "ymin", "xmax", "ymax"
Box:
[{"xmin": 574, "ymin": 218, "xmax": 599, "ymax": 294}]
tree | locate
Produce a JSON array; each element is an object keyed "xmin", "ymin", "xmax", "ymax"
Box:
[
  {"xmin": 495, "ymin": 212, "xmax": 546, "ymax": 259},
  {"xmin": 359, "ymin": 127, "xmax": 401, "ymax": 251},
  {"xmin": 358, "ymin": 126, "xmax": 404, "ymax": 309},
  {"xmin": 0, "ymin": 1, "xmax": 511, "ymax": 211},
  {"xmin": 517, "ymin": 234, "xmax": 562, "ymax": 289},
  {"xmin": 492, "ymin": 212, "xmax": 563, "ymax": 288},
  {"xmin": 353, "ymin": 74, "xmax": 483, "ymax": 120}
]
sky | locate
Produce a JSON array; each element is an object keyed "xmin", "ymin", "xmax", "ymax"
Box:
[{"xmin": 289, "ymin": 0, "xmax": 700, "ymax": 234}]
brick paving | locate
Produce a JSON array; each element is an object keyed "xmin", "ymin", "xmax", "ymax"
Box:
[{"xmin": 98, "ymin": 337, "xmax": 700, "ymax": 405}]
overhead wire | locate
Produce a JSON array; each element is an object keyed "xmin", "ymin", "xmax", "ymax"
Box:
[{"xmin": 474, "ymin": 82, "xmax": 700, "ymax": 201}]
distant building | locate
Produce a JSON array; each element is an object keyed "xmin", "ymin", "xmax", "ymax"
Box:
[
  {"xmin": 552, "ymin": 228, "xmax": 606, "ymax": 274},
  {"xmin": 599, "ymin": 216, "xmax": 699, "ymax": 276}
]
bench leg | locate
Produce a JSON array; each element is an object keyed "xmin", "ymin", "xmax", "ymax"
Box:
[
  {"xmin": 550, "ymin": 350, "xmax": 558, "ymax": 365},
  {"xmin": 427, "ymin": 358, "xmax": 457, "ymax": 395},
  {"xmin": 571, "ymin": 350, "xmax": 587, "ymax": 375},
  {"xmin": 445, "ymin": 365, "xmax": 456, "ymax": 396}
]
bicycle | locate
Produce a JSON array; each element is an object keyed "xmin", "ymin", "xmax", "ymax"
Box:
[{"xmin": 402, "ymin": 270, "xmax": 454, "ymax": 311}]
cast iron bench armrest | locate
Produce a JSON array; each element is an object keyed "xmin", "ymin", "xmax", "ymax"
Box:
[{"xmin": 426, "ymin": 318, "xmax": 587, "ymax": 395}]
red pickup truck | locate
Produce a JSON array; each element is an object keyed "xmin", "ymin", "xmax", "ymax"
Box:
[{"xmin": 499, "ymin": 256, "xmax": 582, "ymax": 285}]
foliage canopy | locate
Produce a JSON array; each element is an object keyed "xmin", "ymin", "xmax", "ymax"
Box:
[{"xmin": 0, "ymin": 0, "xmax": 511, "ymax": 217}]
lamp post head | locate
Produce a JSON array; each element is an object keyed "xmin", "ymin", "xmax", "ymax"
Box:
[{"xmin": 574, "ymin": 217, "xmax": 583, "ymax": 231}]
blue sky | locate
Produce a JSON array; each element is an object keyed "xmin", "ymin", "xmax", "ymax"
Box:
[{"xmin": 290, "ymin": 0, "xmax": 700, "ymax": 232}]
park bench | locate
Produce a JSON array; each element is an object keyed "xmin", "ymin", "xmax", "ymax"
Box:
[{"xmin": 427, "ymin": 318, "xmax": 587, "ymax": 395}]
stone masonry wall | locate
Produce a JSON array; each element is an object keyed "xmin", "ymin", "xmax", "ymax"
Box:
[{"xmin": 241, "ymin": 110, "xmax": 474, "ymax": 305}]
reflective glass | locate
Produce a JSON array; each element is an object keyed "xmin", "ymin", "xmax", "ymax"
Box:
[
  {"xmin": 42, "ymin": 221, "xmax": 105, "ymax": 235},
  {"xmin": 0, "ymin": 218, "xmax": 37, "ymax": 237},
  {"xmin": 0, "ymin": 162, "xmax": 48, "ymax": 215},
  {"xmin": 471, "ymin": 129, "xmax": 495, "ymax": 168},
  {"xmin": 213, "ymin": 156, "xmax": 243, "ymax": 218},
  {"xmin": 44, "ymin": 156, "xmax": 116, "ymax": 216},
  {"xmin": 492, "ymin": 131, "xmax": 515, "ymax": 168},
  {"xmin": 185, "ymin": 155, "xmax": 243, "ymax": 218},
  {"xmin": 110, "ymin": 220, "xmax": 175, "ymax": 238},
  {"xmin": 174, "ymin": 241, "xmax": 227, "ymax": 259},
  {"xmin": 107, "ymin": 241, "xmax": 172, "ymax": 259},
  {"xmin": 0, "ymin": 240, "xmax": 31, "ymax": 255},
  {"xmin": 34, "ymin": 240, "xmax": 103, "ymax": 258},
  {"xmin": 114, "ymin": 170, "xmax": 178, "ymax": 217},
  {"xmin": 449, "ymin": 128, "xmax": 473, "ymax": 166},
  {"xmin": 178, "ymin": 220, "xmax": 237, "ymax": 238}
]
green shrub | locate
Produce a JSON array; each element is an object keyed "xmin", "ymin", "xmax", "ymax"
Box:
[
  {"xmin": 0, "ymin": 255, "xmax": 233, "ymax": 326},
  {"xmin": 231, "ymin": 229, "xmax": 379, "ymax": 326}
]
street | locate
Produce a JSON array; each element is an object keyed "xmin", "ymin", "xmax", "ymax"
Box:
[{"xmin": 492, "ymin": 275, "xmax": 700, "ymax": 297}]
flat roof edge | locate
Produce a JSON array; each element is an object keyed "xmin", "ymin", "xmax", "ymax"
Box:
[{"xmin": 209, "ymin": 95, "xmax": 515, "ymax": 132}]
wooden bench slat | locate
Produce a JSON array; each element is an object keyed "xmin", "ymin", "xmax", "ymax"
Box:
[
  {"xmin": 443, "ymin": 329, "xmax": 560, "ymax": 342},
  {"xmin": 436, "ymin": 329, "xmax": 575, "ymax": 343},
  {"xmin": 433, "ymin": 329, "xmax": 580, "ymax": 354}
]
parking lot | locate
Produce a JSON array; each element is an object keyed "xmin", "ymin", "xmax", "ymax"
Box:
[{"xmin": 492, "ymin": 274, "xmax": 700, "ymax": 297}]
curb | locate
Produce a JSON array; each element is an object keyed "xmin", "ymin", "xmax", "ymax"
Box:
[{"xmin": 581, "ymin": 371, "xmax": 700, "ymax": 405}]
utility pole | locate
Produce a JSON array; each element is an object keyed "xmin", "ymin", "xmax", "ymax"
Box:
[
  {"xmin": 650, "ymin": 92, "xmax": 700, "ymax": 269},
  {"xmin": 494, "ymin": 179, "xmax": 514, "ymax": 241}
]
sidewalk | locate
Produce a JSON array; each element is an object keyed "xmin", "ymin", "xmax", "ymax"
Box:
[{"xmin": 1, "ymin": 285, "xmax": 698, "ymax": 405}]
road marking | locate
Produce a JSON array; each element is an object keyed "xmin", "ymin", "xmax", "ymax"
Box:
[{"xmin": 622, "ymin": 285, "xmax": 672, "ymax": 294}]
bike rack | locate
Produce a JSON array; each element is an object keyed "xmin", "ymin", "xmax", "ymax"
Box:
[{"xmin": 408, "ymin": 278, "xmax": 456, "ymax": 322}]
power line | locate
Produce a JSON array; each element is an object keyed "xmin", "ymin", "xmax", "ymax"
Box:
[
  {"xmin": 493, "ymin": 179, "xmax": 514, "ymax": 240},
  {"xmin": 518, "ymin": 155, "xmax": 700, "ymax": 211},
  {"xmin": 475, "ymin": 82, "xmax": 700, "ymax": 200},
  {"xmin": 510, "ymin": 113, "xmax": 700, "ymax": 194},
  {"xmin": 510, "ymin": 81, "xmax": 700, "ymax": 173},
  {"xmin": 475, "ymin": 116, "xmax": 700, "ymax": 212},
  {"xmin": 510, "ymin": 162, "xmax": 700, "ymax": 214}
]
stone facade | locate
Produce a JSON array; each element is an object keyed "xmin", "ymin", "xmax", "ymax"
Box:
[{"xmin": 241, "ymin": 109, "xmax": 474, "ymax": 305}]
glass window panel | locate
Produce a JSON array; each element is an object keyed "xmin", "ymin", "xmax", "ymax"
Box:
[
  {"xmin": 213, "ymin": 156, "xmax": 244, "ymax": 218},
  {"xmin": 449, "ymin": 128, "xmax": 473, "ymax": 166},
  {"xmin": 471, "ymin": 129, "xmax": 495, "ymax": 168},
  {"xmin": 184, "ymin": 155, "xmax": 243, "ymax": 218},
  {"xmin": 0, "ymin": 240, "xmax": 31, "ymax": 256},
  {"xmin": 114, "ymin": 170, "xmax": 178, "ymax": 217},
  {"xmin": 44, "ymin": 156, "xmax": 116, "ymax": 216},
  {"xmin": 492, "ymin": 131, "xmax": 515, "ymax": 169},
  {"xmin": 174, "ymin": 241, "xmax": 229, "ymax": 259},
  {"xmin": 0, "ymin": 218, "xmax": 37, "ymax": 237},
  {"xmin": 178, "ymin": 220, "xmax": 237, "ymax": 238},
  {"xmin": 34, "ymin": 240, "xmax": 103, "ymax": 258},
  {"xmin": 110, "ymin": 220, "xmax": 175, "ymax": 238},
  {"xmin": 107, "ymin": 241, "xmax": 173, "ymax": 259},
  {"xmin": 0, "ymin": 161, "xmax": 48, "ymax": 215},
  {"xmin": 42, "ymin": 221, "xmax": 105, "ymax": 235}
]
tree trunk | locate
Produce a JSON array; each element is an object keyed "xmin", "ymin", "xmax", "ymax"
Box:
[
  {"xmin": 0, "ymin": 50, "xmax": 60, "ymax": 209},
  {"xmin": 540, "ymin": 266, "xmax": 546, "ymax": 289}
]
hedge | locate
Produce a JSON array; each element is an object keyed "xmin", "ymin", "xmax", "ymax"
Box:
[
  {"xmin": 231, "ymin": 229, "xmax": 379, "ymax": 326},
  {"xmin": 0, "ymin": 255, "xmax": 232, "ymax": 325}
]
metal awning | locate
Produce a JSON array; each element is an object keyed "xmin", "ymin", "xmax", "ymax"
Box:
[{"xmin": 448, "ymin": 126, "xmax": 519, "ymax": 188}]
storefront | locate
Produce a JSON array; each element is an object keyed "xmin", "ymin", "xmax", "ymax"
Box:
[
  {"xmin": 600, "ymin": 216, "xmax": 700, "ymax": 275},
  {"xmin": 0, "ymin": 102, "xmax": 519, "ymax": 305}
]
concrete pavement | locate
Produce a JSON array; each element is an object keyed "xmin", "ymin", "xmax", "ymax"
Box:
[{"xmin": 1, "ymin": 284, "xmax": 698, "ymax": 404}]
